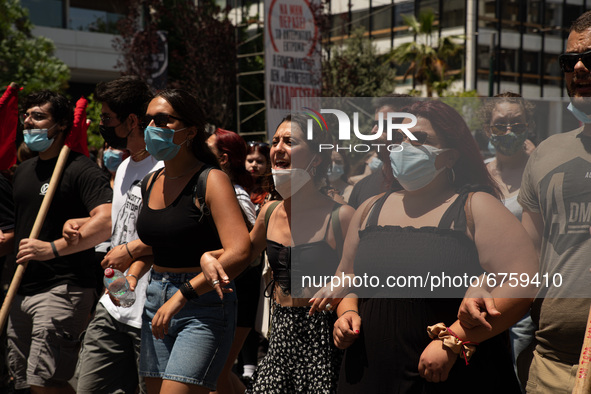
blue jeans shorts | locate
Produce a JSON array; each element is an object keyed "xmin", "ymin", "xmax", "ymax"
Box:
[{"xmin": 139, "ymin": 270, "xmax": 237, "ymax": 389}]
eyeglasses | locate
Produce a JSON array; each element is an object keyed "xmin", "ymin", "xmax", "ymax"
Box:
[
  {"xmin": 558, "ymin": 49, "xmax": 591, "ymax": 73},
  {"xmin": 489, "ymin": 123, "xmax": 528, "ymax": 135},
  {"xmin": 142, "ymin": 113, "xmax": 186, "ymax": 129},
  {"xmin": 21, "ymin": 111, "xmax": 48, "ymax": 122}
]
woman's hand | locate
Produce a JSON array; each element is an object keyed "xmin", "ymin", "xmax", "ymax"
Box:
[
  {"xmin": 151, "ymin": 291, "xmax": 187, "ymax": 340},
  {"xmin": 101, "ymin": 244, "xmax": 134, "ymax": 272},
  {"xmin": 200, "ymin": 252, "xmax": 231, "ymax": 300},
  {"xmin": 308, "ymin": 294, "xmax": 342, "ymax": 316},
  {"xmin": 418, "ymin": 340, "xmax": 458, "ymax": 383},
  {"xmin": 333, "ymin": 310, "xmax": 361, "ymax": 349}
]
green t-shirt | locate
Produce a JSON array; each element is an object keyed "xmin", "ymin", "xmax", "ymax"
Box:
[{"xmin": 518, "ymin": 126, "xmax": 591, "ymax": 364}]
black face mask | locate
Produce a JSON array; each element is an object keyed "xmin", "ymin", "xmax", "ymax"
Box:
[{"xmin": 99, "ymin": 125, "xmax": 129, "ymax": 150}]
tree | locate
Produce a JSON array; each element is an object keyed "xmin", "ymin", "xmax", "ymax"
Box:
[
  {"xmin": 0, "ymin": 0, "xmax": 70, "ymax": 94},
  {"xmin": 322, "ymin": 27, "xmax": 396, "ymax": 97},
  {"xmin": 390, "ymin": 9, "xmax": 464, "ymax": 97},
  {"xmin": 115, "ymin": 0, "xmax": 236, "ymax": 129}
]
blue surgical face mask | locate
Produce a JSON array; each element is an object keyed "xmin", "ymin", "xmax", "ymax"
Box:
[
  {"xmin": 103, "ymin": 148, "xmax": 125, "ymax": 172},
  {"xmin": 389, "ymin": 142, "xmax": 448, "ymax": 191},
  {"xmin": 368, "ymin": 157, "xmax": 383, "ymax": 172},
  {"xmin": 567, "ymin": 102, "xmax": 591, "ymax": 124},
  {"xmin": 23, "ymin": 125, "xmax": 57, "ymax": 152},
  {"xmin": 489, "ymin": 131, "xmax": 527, "ymax": 156},
  {"xmin": 144, "ymin": 126, "xmax": 187, "ymax": 161}
]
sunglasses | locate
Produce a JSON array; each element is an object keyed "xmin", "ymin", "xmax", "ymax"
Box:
[
  {"xmin": 489, "ymin": 123, "xmax": 528, "ymax": 135},
  {"xmin": 21, "ymin": 111, "xmax": 48, "ymax": 122},
  {"xmin": 142, "ymin": 113, "xmax": 186, "ymax": 129},
  {"xmin": 392, "ymin": 131, "xmax": 432, "ymax": 146},
  {"xmin": 558, "ymin": 49, "xmax": 591, "ymax": 73}
]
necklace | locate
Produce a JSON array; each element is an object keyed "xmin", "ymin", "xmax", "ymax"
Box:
[
  {"xmin": 131, "ymin": 149, "xmax": 149, "ymax": 161},
  {"xmin": 163, "ymin": 163, "xmax": 200, "ymax": 180}
]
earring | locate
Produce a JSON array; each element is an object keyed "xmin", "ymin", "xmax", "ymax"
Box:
[
  {"xmin": 448, "ymin": 167, "xmax": 455, "ymax": 184},
  {"xmin": 310, "ymin": 165, "xmax": 317, "ymax": 177}
]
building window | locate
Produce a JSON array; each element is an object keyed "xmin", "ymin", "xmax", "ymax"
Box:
[
  {"xmin": 21, "ymin": 0, "xmax": 64, "ymax": 29},
  {"xmin": 441, "ymin": 0, "xmax": 465, "ymax": 28}
]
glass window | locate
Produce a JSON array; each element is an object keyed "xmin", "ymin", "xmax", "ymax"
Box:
[
  {"xmin": 395, "ymin": 1, "xmax": 415, "ymax": 36},
  {"xmin": 373, "ymin": 5, "xmax": 392, "ymax": 34},
  {"xmin": 477, "ymin": 44, "xmax": 492, "ymax": 81},
  {"xmin": 331, "ymin": 13, "xmax": 348, "ymax": 37},
  {"xmin": 351, "ymin": 9, "xmax": 370, "ymax": 32},
  {"xmin": 500, "ymin": 0, "xmax": 520, "ymax": 32},
  {"xmin": 500, "ymin": 48, "xmax": 518, "ymax": 82},
  {"xmin": 69, "ymin": 7, "xmax": 124, "ymax": 34},
  {"xmin": 522, "ymin": 51, "xmax": 540, "ymax": 84},
  {"xmin": 544, "ymin": 53, "xmax": 562, "ymax": 87},
  {"xmin": 21, "ymin": 0, "xmax": 64, "ymax": 28},
  {"xmin": 478, "ymin": 0, "xmax": 497, "ymax": 29},
  {"xmin": 441, "ymin": 0, "xmax": 465, "ymax": 28},
  {"xmin": 526, "ymin": 0, "xmax": 542, "ymax": 34},
  {"xmin": 545, "ymin": 1, "xmax": 563, "ymax": 37},
  {"xmin": 418, "ymin": 0, "xmax": 438, "ymax": 16}
]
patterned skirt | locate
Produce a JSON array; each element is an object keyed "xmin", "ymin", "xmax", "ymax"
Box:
[{"xmin": 247, "ymin": 302, "xmax": 342, "ymax": 394}]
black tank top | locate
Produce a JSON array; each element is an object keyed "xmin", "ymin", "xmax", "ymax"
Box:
[
  {"xmin": 266, "ymin": 204, "xmax": 341, "ymax": 297},
  {"xmin": 137, "ymin": 166, "xmax": 222, "ymax": 268}
]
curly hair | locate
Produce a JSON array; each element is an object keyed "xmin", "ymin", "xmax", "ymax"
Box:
[{"xmin": 478, "ymin": 92, "xmax": 537, "ymax": 145}]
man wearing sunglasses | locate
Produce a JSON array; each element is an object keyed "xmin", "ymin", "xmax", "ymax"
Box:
[
  {"xmin": 461, "ymin": 11, "xmax": 591, "ymax": 394},
  {"xmin": 76, "ymin": 76, "xmax": 161, "ymax": 394},
  {"xmin": 9, "ymin": 90, "xmax": 113, "ymax": 393}
]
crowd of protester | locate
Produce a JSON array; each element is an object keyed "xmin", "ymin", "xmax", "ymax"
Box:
[{"xmin": 2, "ymin": 9, "xmax": 591, "ymax": 394}]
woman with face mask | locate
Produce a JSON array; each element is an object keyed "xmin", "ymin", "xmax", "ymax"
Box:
[
  {"xmin": 479, "ymin": 93, "xmax": 538, "ymax": 391},
  {"xmin": 201, "ymin": 114, "xmax": 355, "ymax": 393},
  {"xmin": 326, "ymin": 150, "xmax": 353, "ymax": 203},
  {"xmin": 332, "ymin": 100, "xmax": 538, "ymax": 393},
  {"xmin": 135, "ymin": 89, "xmax": 250, "ymax": 394}
]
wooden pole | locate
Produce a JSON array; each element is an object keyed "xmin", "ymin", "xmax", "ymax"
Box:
[{"xmin": 0, "ymin": 145, "xmax": 71, "ymax": 330}]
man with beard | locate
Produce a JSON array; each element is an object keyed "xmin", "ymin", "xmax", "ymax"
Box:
[
  {"xmin": 461, "ymin": 11, "xmax": 591, "ymax": 393},
  {"xmin": 9, "ymin": 90, "xmax": 112, "ymax": 393},
  {"xmin": 76, "ymin": 76, "xmax": 161, "ymax": 394}
]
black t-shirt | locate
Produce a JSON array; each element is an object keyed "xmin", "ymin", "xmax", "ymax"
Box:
[
  {"xmin": 12, "ymin": 152, "xmax": 112, "ymax": 295},
  {"xmin": 0, "ymin": 175, "xmax": 14, "ymax": 231}
]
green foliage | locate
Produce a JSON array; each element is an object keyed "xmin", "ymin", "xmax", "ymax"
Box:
[
  {"xmin": 390, "ymin": 9, "xmax": 464, "ymax": 97},
  {"xmin": 440, "ymin": 90, "xmax": 483, "ymax": 133},
  {"xmin": 322, "ymin": 27, "xmax": 397, "ymax": 97},
  {"xmin": 85, "ymin": 93, "xmax": 104, "ymax": 151},
  {"xmin": 0, "ymin": 0, "xmax": 70, "ymax": 95}
]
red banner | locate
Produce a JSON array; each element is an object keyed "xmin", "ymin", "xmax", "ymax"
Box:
[
  {"xmin": 66, "ymin": 97, "xmax": 90, "ymax": 156},
  {"xmin": 0, "ymin": 85, "xmax": 18, "ymax": 170}
]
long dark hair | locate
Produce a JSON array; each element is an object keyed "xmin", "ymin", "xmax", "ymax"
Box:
[
  {"xmin": 379, "ymin": 100, "xmax": 501, "ymax": 198},
  {"xmin": 214, "ymin": 128, "xmax": 254, "ymax": 192},
  {"xmin": 154, "ymin": 89, "xmax": 218, "ymax": 167}
]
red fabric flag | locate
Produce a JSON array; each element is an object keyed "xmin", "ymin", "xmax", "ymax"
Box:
[
  {"xmin": 0, "ymin": 85, "xmax": 18, "ymax": 170},
  {"xmin": 66, "ymin": 96, "xmax": 90, "ymax": 156}
]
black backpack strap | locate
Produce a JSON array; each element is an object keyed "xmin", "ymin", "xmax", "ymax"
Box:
[
  {"xmin": 192, "ymin": 166, "xmax": 217, "ymax": 234},
  {"xmin": 264, "ymin": 201, "xmax": 282, "ymax": 231}
]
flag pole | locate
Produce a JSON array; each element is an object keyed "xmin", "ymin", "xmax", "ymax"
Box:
[{"xmin": 0, "ymin": 144, "xmax": 71, "ymax": 330}]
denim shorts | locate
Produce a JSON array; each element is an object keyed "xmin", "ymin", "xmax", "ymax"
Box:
[{"xmin": 139, "ymin": 270, "xmax": 237, "ymax": 389}]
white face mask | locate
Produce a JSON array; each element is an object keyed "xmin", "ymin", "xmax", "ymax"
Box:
[{"xmin": 271, "ymin": 157, "xmax": 315, "ymax": 199}]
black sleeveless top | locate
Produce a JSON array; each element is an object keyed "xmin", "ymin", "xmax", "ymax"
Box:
[
  {"xmin": 137, "ymin": 166, "xmax": 222, "ymax": 268},
  {"xmin": 266, "ymin": 204, "xmax": 341, "ymax": 297},
  {"xmin": 338, "ymin": 187, "xmax": 520, "ymax": 393}
]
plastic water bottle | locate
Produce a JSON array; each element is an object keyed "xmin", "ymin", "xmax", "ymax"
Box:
[{"xmin": 103, "ymin": 268, "xmax": 136, "ymax": 307}]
